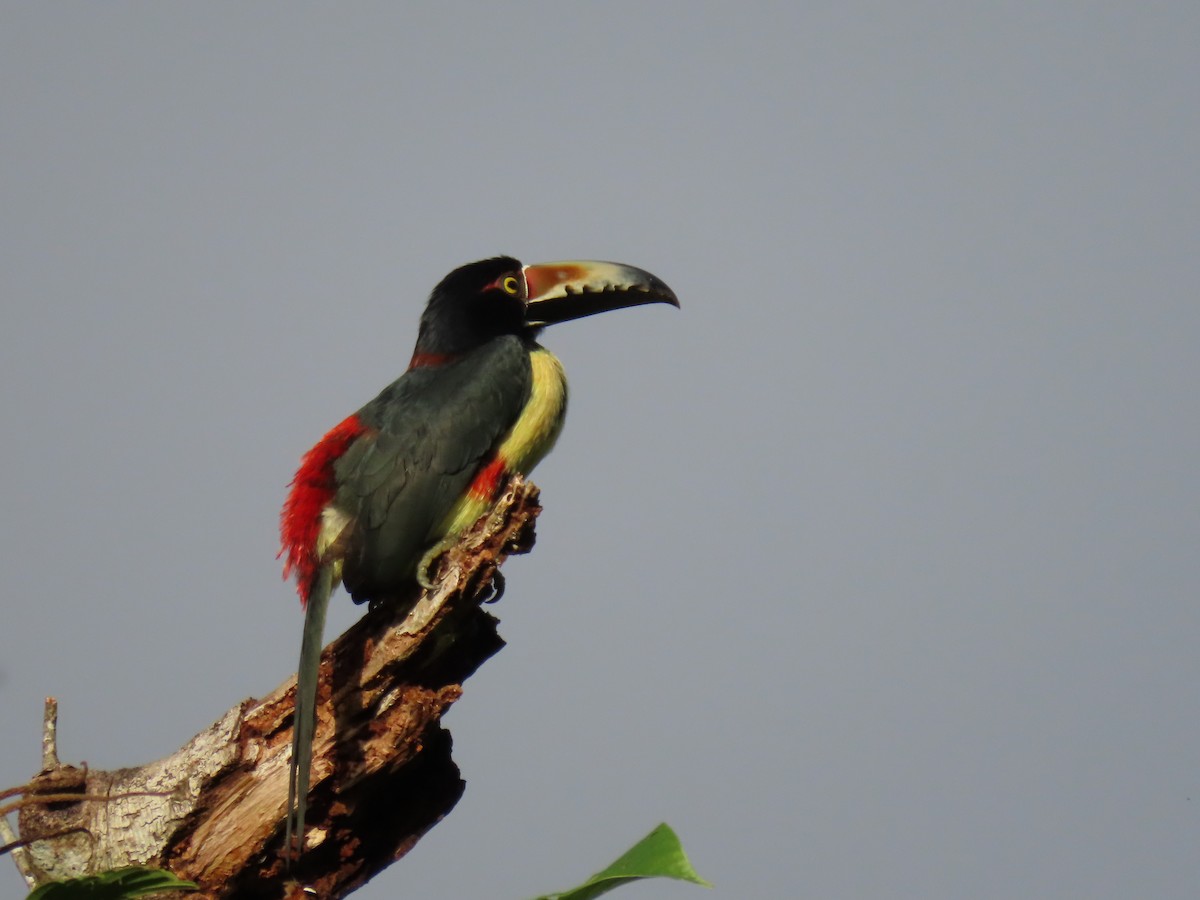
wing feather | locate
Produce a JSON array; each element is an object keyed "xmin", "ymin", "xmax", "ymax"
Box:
[{"xmin": 333, "ymin": 336, "xmax": 532, "ymax": 598}]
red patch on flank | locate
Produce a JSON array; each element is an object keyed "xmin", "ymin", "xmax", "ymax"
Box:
[
  {"xmin": 407, "ymin": 350, "xmax": 457, "ymax": 370},
  {"xmin": 279, "ymin": 414, "xmax": 369, "ymax": 607},
  {"xmin": 467, "ymin": 455, "xmax": 508, "ymax": 501}
]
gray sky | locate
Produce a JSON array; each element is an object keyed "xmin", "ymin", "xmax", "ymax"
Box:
[{"xmin": 3, "ymin": 4, "xmax": 1198, "ymax": 898}]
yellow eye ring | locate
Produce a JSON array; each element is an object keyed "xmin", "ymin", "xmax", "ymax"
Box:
[{"xmin": 501, "ymin": 274, "xmax": 521, "ymax": 296}]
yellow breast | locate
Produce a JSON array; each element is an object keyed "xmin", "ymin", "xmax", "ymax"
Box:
[
  {"xmin": 497, "ymin": 347, "xmax": 568, "ymax": 476},
  {"xmin": 434, "ymin": 347, "xmax": 568, "ymax": 542}
]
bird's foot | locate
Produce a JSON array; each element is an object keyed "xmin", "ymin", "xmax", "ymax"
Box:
[{"xmin": 416, "ymin": 540, "xmax": 452, "ymax": 591}]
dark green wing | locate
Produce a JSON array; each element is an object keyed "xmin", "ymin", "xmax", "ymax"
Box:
[{"xmin": 333, "ymin": 335, "xmax": 532, "ymax": 599}]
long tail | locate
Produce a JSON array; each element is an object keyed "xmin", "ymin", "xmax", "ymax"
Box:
[{"xmin": 286, "ymin": 564, "xmax": 334, "ymax": 862}]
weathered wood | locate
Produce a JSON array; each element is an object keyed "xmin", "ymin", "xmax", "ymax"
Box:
[{"xmin": 13, "ymin": 477, "xmax": 541, "ymax": 898}]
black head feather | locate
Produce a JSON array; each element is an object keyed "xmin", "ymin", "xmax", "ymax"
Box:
[{"xmin": 413, "ymin": 257, "xmax": 528, "ymax": 357}]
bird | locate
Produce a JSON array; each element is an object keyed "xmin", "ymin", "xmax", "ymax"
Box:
[{"xmin": 279, "ymin": 256, "xmax": 677, "ymax": 858}]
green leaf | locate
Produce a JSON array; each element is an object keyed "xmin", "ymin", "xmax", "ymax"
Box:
[
  {"xmin": 532, "ymin": 823, "xmax": 711, "ymax": 900},
  {"xmin": 27, "ymin": 866, "xmax": 197, "ymax": 900}
]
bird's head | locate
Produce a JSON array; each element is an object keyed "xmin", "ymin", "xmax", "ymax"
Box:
[{"xmin": 412, "ymin": 256, "xmax": 678, "ymax": 362}]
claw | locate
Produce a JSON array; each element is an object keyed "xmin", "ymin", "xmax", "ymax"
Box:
[{"xmin": 482, "ymin": 570, "xmax": 506, "ymax": 604}]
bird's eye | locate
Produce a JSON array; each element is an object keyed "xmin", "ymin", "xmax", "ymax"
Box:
[{"xmin": 501, "ymin": 275, "xmax": 521, "ymax": 296}]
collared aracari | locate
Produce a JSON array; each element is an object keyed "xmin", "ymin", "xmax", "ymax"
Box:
[{"xmin": 279, "ymin": 256, "xmax": 677, "ymax": 858}]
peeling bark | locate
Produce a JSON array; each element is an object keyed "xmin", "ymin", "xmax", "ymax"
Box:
[{"xmin": 12, "ymin": 477, "xmax": 542, "ymax": 898}]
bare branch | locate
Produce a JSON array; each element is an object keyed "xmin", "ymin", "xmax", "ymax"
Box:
[{"xmin": 12, "ymin": 477, "xmax": 542, "ymax": 898}]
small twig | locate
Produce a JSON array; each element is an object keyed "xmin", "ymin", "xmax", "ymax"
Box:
[
  {"xmin": 1, "ymin": 826, "xmax": 90, "ymax": 859},
  {"xmin": 0, "ymin": 814, "xmax": 35, "ymax": 887},
  {"xmin": 1, "ymin": 791, "xmax": 173, "ymax": 820},
  {"xmin": 42, "ymin": 698, "xmax": 59, "ymax": 771}
]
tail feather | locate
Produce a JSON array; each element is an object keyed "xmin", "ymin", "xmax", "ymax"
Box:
[{"xmin": 287, "ymin": 564, "xmax": 334, "ymax": 861}]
